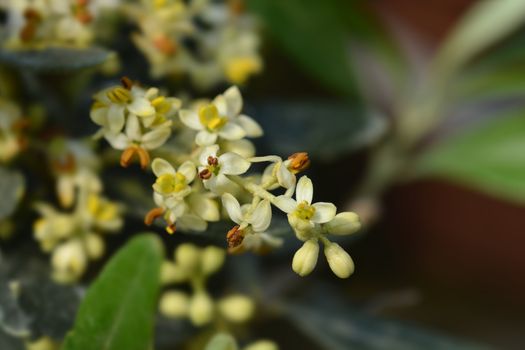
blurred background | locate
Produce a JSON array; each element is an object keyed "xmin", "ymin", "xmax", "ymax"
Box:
[{"xmin": 1, "ymin": 0, "xmax": 525, "ymax": 349}]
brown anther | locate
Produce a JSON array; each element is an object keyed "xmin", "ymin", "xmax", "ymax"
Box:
[
  {"xmin": 120, "ymin": 147, "xmax": 137, "ymax": 168},
  {"xmin": 226, "ymin": 225, "xmax": 244, "ymax": 249},
  {"xmin": 287, "ymin": 152, "xmax": 310, "ymax": 174},
  {"xmin": 20, "ymin": 24, "xmax": 36, "ymax": 42},
  {"xmin": 75, "ymin": 10, "xmax": 93, "ymax": 24},
  {"xmin": 199, "ymin": 168, "xmax": 212, "ymax": 180},
  {"xmin": 207, "ymin": 156, "xmax": 218, "ymax": 166},
  {"xmin": 228, "ymin": 0, "xmax": 245, "ymax": 15},
  {"xmin": 53, "ymin": 153, "xmax": 77, "ymax": 173},
  {"xmin": 23, "ymin": 8, "xmax": 41, "ymax": 21},
  {"xmin": 136, "ymin": 147, "xmax": 151, "ymax": 170},
  {"xmin": 166, "ymin": 223, "xmax": 176, "ymax": 235},
  {"xmin": 153, "ymin": 35, "xmax": 178, "ymax": 56},
  {"xmin": 120, "ymin": 76, "xmax": 134, "ymax": 90},
  {"xmin": 144, "ymin": 207, "xmax": 165, "ymax": 226}
]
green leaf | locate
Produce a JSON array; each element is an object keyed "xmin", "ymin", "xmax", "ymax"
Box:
[
  {"xmin": 254, "ymin": 100, "xmax": 386, "ymax": 160},
  {"xmin": 0, "ymin": 47, "xmax": 111, "ymax": 72},
  {"xmin": 248, "ymin": 0, "xmax": 362, "ymax": 97},
  {"xmin": 204, "ymin": 333, "xmax": 238, "ymax": 350},
  {"xmin": 414, "ymin": 110, "xmax": 525, "ymax": 203},
  {"xmin": 0, "ymin": 167, "xmax": 24, "ymax": 220},
  {"xmin": 62, "ymin": 234, "xmax": 164, "ymax": 350},
  {"xmin": 434, "ymin": 0, "xmax": 525, "ymax": 78}
]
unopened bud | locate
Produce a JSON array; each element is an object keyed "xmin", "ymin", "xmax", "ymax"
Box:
[
  {"xmin": 161, "ymin": 261, "xmax": 187, "ymax": 284},
  {"xmin": 292, "ymin": 239, "xmax": 319, "ymax": 276},
  {"xmin": 175, "ymin": 243, "xmax": 201, "ymax": 271},
  {"xmin": 84, "ymin": 233, "xmax": 105, "ymax": 260},
  {"xmin": 51, "ymin": 240, "xmax": 87, "ymax": 283},
  {"xmin": 324, "ymin": 212, "xmax": 360, "ymax": 235},
  {"xmin": 226, "ymin": 225, "xmax": 244, "ymax": 249},
  {"xmin": 159, "ymin": 291, "xmax": 189, "ymax": 318},
  {"xmin": 244, "ymin": 340, "xmax": 279, "ymax": 350},
  {"xmin": 287, "ymin": 152, "xmax": 310, "ymax": 174},
  {"xmin": 189, "ymin": 292, "xmax": 214, "ymax": 326},
  {"xmin": 201, "ymin": 246, "xmax": 226, "ymax": 276},
  {"xmin": 218, "ymin": 294, "xmax": 254, "ymax": 323},
  {"xmin": 324, "ymin": 241, "xmax": 354, "ymax": 278}
]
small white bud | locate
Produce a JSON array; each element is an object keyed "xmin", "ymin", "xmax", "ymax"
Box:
[
  {"xmin": 292, "ymin": 239, "xmax": 319, "ymax": 277},
  {"xmin": 84, "ymin": 233, "xmax": 105, "ymax": 260},
  {"xmin": 201, "ymin": 246, "xmax": 226, "ymax": 276},
  {"xmin": 189, "ymin": 292, "xmax": 214, "ymax": 326},
  {"xmin": 218, "ymin": 294, "xmax": 255, "ymax": 323},
  {"xmin": 324, "ymin": 212, "xmax": 360, "ymax": 235},
  {"xmin": 160, "ymin": 261, "xmax": 187, "ymax": 284},
  {"xmin": 51, "ymin": 240, "xmax": 87, "ymax": 283},
  {"xmin": 323, "ymin": 242, "xmax": 354, "ymax": 278},
  {"xmin": 243, "ymin": 340, "xmax": 279, "ymax": 350},
  {"xmin": 25, "ymin": 336, "xmax": 58, "ymax": 350},
  {"xmin": 159, "ymin": 291, "xmax": 189, "ymax": 318},
  {"xmin": 175, "ymin": 243, "xmax": 201, "ymax": 272}
]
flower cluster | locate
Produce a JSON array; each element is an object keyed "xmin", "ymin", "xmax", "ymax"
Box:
[
  {"xmin": 0, "ymin": 0, "xmax": 119, "ymax": 49},
  {"xmin": 159, "ymin": 243, "xmax": 255, "ymax": 326},
  {"xmin": 33, "ymin": 141, "xmax": 122, "ymax": 283},
  {"xmin": 125, "ymin": 0, "xmax": 261, "ymax": 88},
  {"xmin": 92, "ymin": 80, "xmax": 361, "ymax": 278}
]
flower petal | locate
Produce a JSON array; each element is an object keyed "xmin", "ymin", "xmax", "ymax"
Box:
[
  {"xmin": 104, "ymin": 132, "xmax": 129, "ymax": 150},
  {"xmin": 179, "ymin": 109, "xmax": 203, "ymax": 130},
  {"xmin": 311, "ymin": 202, "xmax": 336, "ymax": 223},
  {"xmin": 206, "ymin": 173, "xmax": 237, "ymax": 194},
  {"xmin": 218, "ymin": 122, "xmax": 246, "ymax": 140},
  {"xmin": 223, "ymin": 86, "xmax": 242, "ymax": 117},
  {"xmin": 178, "ymin": 214, "xmax": 207, "ymax": 232},
  {"xmin": 250, "ymin": 199, "xmax": 271, "ymax": 232},
  {"xmin": 178, "ymin": 161, "xmax": 196, "ymax": 183},
  {"xmin": 237, "ymin": 115, "xmax": 263, "ymax": 137},
  {"xmin": 221, "ymin": 193, "xmax": 243, "ymax": 224},
  {"xmin": 212, "ymin": 94, "xmax": 228, "ymax": 116},
  {"xmin": 219, "ymin": 152, "xmax": 250, "ymax": 175},
  {"xmin": 188, "ymin": 194, "xmax": 219, "ymax": 222},
  {"xmin": 152, "ymin": 158, "xmax": 176, "ymax": 177},
  {"xmin": 107, "ymin": 104, "xmax": 125, "ymax": 133},
  {"xmin": 272, "ymin": 196, "xmax": 297, "ymax": 214},
  {"xmin": 276, "ymin": 162, "xmax": 295, "ymax": 189},
  {"xmin": 125, "ymin": 114, "xmax": 142, "ymax": 141},
  {"xmin": 142, "ymin": 126, "xmax": 171, "ymax": 150},
  {"xmin": 128, "ymin": 97, "xmax": 155, "ymax": 117},
  {"xmin": 199, "ymin": 144, "xmax": 220, "ymax": 165},
  {"xmin": 220, "ymin": 139, "xmax": 255, "ymax": 158},
  {"xmin": 196, "ymin": 130, "xmax": 218, "ymax": 146},
  {"xmin": 296, "ymin": 176, "xmax": 313, "ymax": 204}
]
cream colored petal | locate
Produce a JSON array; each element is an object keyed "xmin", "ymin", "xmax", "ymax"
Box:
[
  {"xmin": 237, "ymin": 115, "xmax": 263, "ymax": 137},
  {"xmin": 276, "ymin": 162, "xmax": 295, "ymax": 189},
  {"xmin": 311, "ymin": 202, "xmax": 337, "ymax": 223},
  {"xmin": 223, "ymin": 85, "xmax": 242, "ymax": 117},
  {"xmin": 151, "ymin": 158, "xmax": 176, "ymax": 177},
  {"xmin": 125, "ymin": 114, "xmax": 142, "ymax": 141},
  {"xmin": 142, "ymin": 127, "xmax": 171, "ymax": 150},
  {"xmin": 107, "ymin": 104, "xmax": 125, "ymax": 133},
  {"xmin": 104, "ymin": 132, "xmax": 129, "ymax": 150},
  {"xmin": 188, "ymin": 194, "xmax": 220, "ymax": 222},
  {"xmin": 250, "ymin": 199, "xmax": 271, "ymax": 232},
  {"xmin": 179, "ymin": 109, "xmax": 203, "ymax": 130},
  {"xmin": 178, "ymin": 161, "xmax": 196, "ymax": 183},
  {"xmin": 272, "ymin": 196, "xmax": 297, "ymax": 214},
  {"xmin": 212, "ymin": 94, "xmax": 228, "ymax": 116},
  {"xmin": 90, "ymin": 107, "xmax": 108, "ymax": 126},
  {"xmin": 218, "ymin": 122, "xmax": 246, "ymax": 140},
  {"xmin": 220, "ymin": 139, "xmax": 255, "ymax": 158},
  {"xmin": 221, "ymin": 193, "xmax": 243, "ymax": 224},
  {"xmin": 196, "ymin": 130, "xmax": 218, "ymax": 146},
  {"xmin": 218, "ymin": 152, "xmax": 250, "ymax": 175},
  {"xmin": 128, "ymin": 97, "xmax": 155, "ymax": 117},
  {"xmin": 199, "ymin": 144, "xmax": 220, "ymax": 165},
  {"xmin": 177, "ymin": 214, "xmax": 207, "ymax": 232},
  {"xmin": 296, "ymin": 176, "xmax": 313, "ymax": 204}
]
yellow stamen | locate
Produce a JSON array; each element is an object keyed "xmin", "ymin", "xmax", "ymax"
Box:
[
  {"xmin": 106, "ymin": 87, "xmax": 132, "ymax": 104},
  {"xmin": 294, "ymin": 201, "xmax": 316, "ymax": 220}
]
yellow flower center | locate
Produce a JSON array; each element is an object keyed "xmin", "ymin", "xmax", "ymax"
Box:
[
  {"xmin": 87, "ymin": 194, "xmax": 119, "ymax": 222},
  {"xmin": 294, "ymin": 201, "xmax": 315, "ymax": 220},
  {"xmin": 106, "ymin": 87, "xmax": 132, "ymax": 104},
  {"xmin": 155, "ymin": 173, "xmax": 187, "ymax": 194},
  {"xmin": 225, "ymin": 57, "xmax": 261, "ymax": 85},
  {"xmin": 198, "ymin": 104, "xmax": 227, "ymax": 131}
]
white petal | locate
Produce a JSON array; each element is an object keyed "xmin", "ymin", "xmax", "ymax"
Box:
[
  {"xmin": 125, "ymin": 114, "xmax": 142, "ymax": 141},
  {"xmin": 272, "ymin": 196, "xmax": 297, "ymax": 214},
  {"xmin": 219, "ymin": 152, "xmax": 250, "ymax": 175},
  {"xmin": 196, "ymin": 130, "xmax": 218, "ymax": 146},
  {"xmin": 250, "ymin": 199, "xmax": 271, "ymax": 232},
  {"xmin": 178, "ymin": 161, "xmax": 196, "ymax": 183},
  {"xmin": 188, "ymin": 194, "xmax": 219, "ymax": 222},
  {"xmin": 221, "ymin": 193, "xmax": 243, "ymax": 224},
  {"xmin": 311, "ymin": 202, "xmax": 337, "ymax": 223},
  {"xmin": 296, "ymin": 176, "xmax": 313, "ymax": 204},
  {"xmin": 90, "ymin": 107, "xmax": 108, "ymax": 126},
  {"xmin": 220, "ymin": 139, "xmax": 255, "ymax": 158},
  {"xmin": 205, "ymin": 173, "xmax": 236, "ymax": 194},
  {"xmin": 151, "ymin": 158, "xmax": 176, "ymax": 177},
  {"xmin": 179, "ymin": 109, "xmax": 204, "ymax": 130},
  {"xmin": 237, "ymin": 115, "xmax": 263, "ymax": 137},
  {"xmin": 104, "ymin": 132, "xmax": 129, "ymax": 150},
  {"xmin": 223, "ymin": 86, "xmax": 242, "ymax": 117},
  {"xmin": 128, "ymin": 97, "xmax": 155, "ymax": 117},
  {"xmin": 199, "ymin": 144, "xmax": 220, "ymax": 165},
  {"xmin": 212, "ymin": 94, "xmax": 228, "ymax": 116},
  {"xmin": 107, "ymin": 104, "xmax": 125, "ymax": 133},
  {"xmin": 142, "ymin": 127, "xmax": 171, "ymax": 150},
  {"xmin": 178, "ymin": 214, "xmax": 207, "ymax": 232},
  {"xmin": 218, "ymin": 122, "xmax": 246, "ymax": 140},
  {"xmin": 276, "ymin": 162, "xmax": 296, "ymax": 189}
]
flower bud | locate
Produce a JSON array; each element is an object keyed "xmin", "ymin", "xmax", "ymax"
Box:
[
  {"xmin": 189, "ymin": 292, "xmax": 214, "ymax": 326},
  {"xmin": 287, "ymin": 152, "xmax": 310, "ymax": 174},
  {"xmin": 175, "ymin": 243, "xmax": 201, "ymax": 272},
  {"xmin": 244, "ymin": 340, "xmax": 279, "ymax": 350},
  {"xmin": 201, "ymin": 246, "xmax": 226, "ymax": 276},
  {"xmin": 159, "ymin": 291, "xmax": 189, "ymax": 318},
  {"xmin": 160, "ymin": 261, "xmax": 187, "ymax": 284},
  {"xmin": 323, "ymin": 242, "xmax": 354, "ymax": 278},
  {"xmin": 292, "ymin": 239, "xmax": 319, "ymax": 277},
  {"xmin": 324, "ymin": 212, "xmax": 360, "ymax": 236},
  {"xmin": 51, "ymin": 240, "xmax": 87, "ymax": 283},
  {"xmin": 84, "ymin": 233, "xmax": 105, "ymax": 260},
  {"xmin": 218, "ymin": 294, "xmax": 254, "ymax": 323},
  {"xmin": 25, "ymin": 336, "xmax": 58, "ymax": 350}
]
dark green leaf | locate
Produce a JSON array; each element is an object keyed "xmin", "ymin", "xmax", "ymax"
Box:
[
  {"xmin": 0, "ymin": 47, "xmax": 111, "ymax": 72},
  {"xmin": 253, "ymin": 100, "xmax": 386, "ymax": 160},
  {"xmin": 415, "ymin": 110, "xmax": 525, "ymax": 203},
  {"xmin": 0, "ymin": 167, "xmax": 24, "ymax": 220},
  {"xmin": 62, "ymin": 234, "xmax": 164, "ymax": 350}
]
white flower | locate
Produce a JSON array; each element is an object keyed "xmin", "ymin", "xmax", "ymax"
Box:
[
  {"xmin": 292, "ymin": 239, "xmax": 319, "ymax": 277},
  {"xmin": 152, "ymin": 158, "xmax": 196, "ymax": 199},
  {"xmin": 51, "ymin": 239, "xmax": 87, "ymax": 283},
  {"xmin": 179, "ymin": 86, "xmax": 261, "ymax": 146},
  {"xmin": 105, "ymin": 114, "xmax": 172, "ymax": 151},
  {"xmin": 222, "ymin": 193, "xmax": 271, "ymax": 233},
  {"xmin": 197, "ymin": 144, "xmax": 250, "ymax": 193},
  {"xmin": 273, "ymin": 176, "xmax": 336, "ymax": 237}
]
